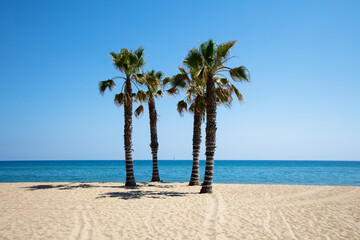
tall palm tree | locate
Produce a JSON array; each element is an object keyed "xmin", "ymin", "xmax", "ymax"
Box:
[
  {"xmin": 183, "ymin": 40, "xmax": 250, "ymax": 193},
  {"xmin": 98, "ymin": 47, "xmax": 145, "ymax": 187},
  {"xmin": 133, "ymin": 70, "xmax": 167, "ymax": 182}
]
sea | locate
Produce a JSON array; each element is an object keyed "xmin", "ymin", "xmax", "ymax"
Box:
[{"xmin": 0, "ymin": 160, "xmax": 359, "ymax": 186}]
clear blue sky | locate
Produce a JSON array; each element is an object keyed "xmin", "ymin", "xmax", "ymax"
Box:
[{"xmin": 1, "ymin": 0, "xmax": 359, "ymax": 160}]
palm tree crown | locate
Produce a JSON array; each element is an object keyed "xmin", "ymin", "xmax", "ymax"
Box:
[
  {"xmin": 133, "ymin": 70, "xmax": 166, "ymax": 117},
  {"xmin": 183, "ymin": 40, "xmax": 250, "ymax": 102}
]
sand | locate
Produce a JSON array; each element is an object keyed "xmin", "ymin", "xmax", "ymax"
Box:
[{"xmin": 0, "ymin": 182, "xmax": 359, "ymax": 240}]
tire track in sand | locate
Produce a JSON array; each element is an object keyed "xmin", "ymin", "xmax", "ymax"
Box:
[
  {"xmin": 70, "ymin": 209, "xmax": 94, "ymax": 240},
  {"xmin": 263, "ymin": 209, "xmax": 278, "ymax": 240},
  {"xmin": 203, "ymin": 192, "xmax": 220, "ymax": 240},
  {"xmin": 83, "ymin": 211, "xmax": 94, "ymax": 240},
  {"xmin": 69, "ymin": 210, "xmax": 82, "ymax": 240},
  {"xmin": 278, "ymin": 209, "xmax": 298, "ymax": 240},
  {"xmin": 277, "ymin": 187, "xmax": 360, "ymax": 208}
]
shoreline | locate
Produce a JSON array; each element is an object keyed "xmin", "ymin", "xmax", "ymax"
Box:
[
  {"xmin": 1, "ymin": 181, "xmax": 360, "ymax": 186},
  {"xmin": 1, "ymin": 182, "xmax": 359, "ymax": 239},
  {"xmin": 1, "ymin": 181, "xmax": 359, "ymax": 187}
]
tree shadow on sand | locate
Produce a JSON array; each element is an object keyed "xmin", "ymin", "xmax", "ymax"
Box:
[
  {"xmin": 96, "ymin": 190, "xmax": 195, "ymax": 200},
  {"xmin": 24, "ymin": 183, "xmax": 99, "ymax": 190},
  {"xmin": 23, "ymin": 182, "xmax": 192, "ymax": 199},
  {"xmin": 24, "ymin": 182, "xmax": 195, "ymax": 200},
  {"xmin": 24, "ymin": 182, "xmax": 178, "ymax": 191}
]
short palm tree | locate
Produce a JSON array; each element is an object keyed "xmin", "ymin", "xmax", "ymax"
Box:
[
  {"xmin": 133, "ymin": 70, "xmax": 167, "ymax": 182},
  {"xmin": 169, "ymin": 68, "xmax": 206, "ymax": 186},
  {"xmin": 183, "ymin": 40, "xmax": 250, "ymax": 193},
  {"xmin": 98, "ymin": 47, "xmax": 145, "ymax": 187}
]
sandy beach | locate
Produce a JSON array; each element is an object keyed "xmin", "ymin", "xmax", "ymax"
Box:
[{"xmin": 0, "ymin": 182, "xmax": 359, "ymax": 240}]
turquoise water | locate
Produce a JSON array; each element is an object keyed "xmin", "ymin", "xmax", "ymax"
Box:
[{"xmin": 0, "ymin": 160, "xmax": 359, "ymax": 186}]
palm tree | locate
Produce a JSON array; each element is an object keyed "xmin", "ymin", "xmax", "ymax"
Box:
[
  {"xmin": 133, "ymin": 70, "xmax": 167, "ymax": 182},
  {"xmin": 169, "ymin": 68, "xmax": 206, "ymax": 186},
  {"xmin": 172, "ymin": 67, "xmax": 243, "ymax": 186},
  {"xmin": 183, "ymin": 40, "xmax": 250, "ymax": 193},
  {"xmin": 98, "ymin": 47, "xmax": 145, "ymax": 187}
]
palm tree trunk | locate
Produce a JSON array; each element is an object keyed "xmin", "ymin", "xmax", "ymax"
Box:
[
  {"xmin": 200, "ymin": 76, "xmax": 216, "ymax": 194},
  {"xmin": 189, "ymin": 96, "xmax": 202, "ymax": 186},
  {"xmin": 124, "ymin": 78, "xmax": 136, "ymax": 186},
  {"xmin": 148, "ymin": 94, "xmax": 160, "ymax": 182}
]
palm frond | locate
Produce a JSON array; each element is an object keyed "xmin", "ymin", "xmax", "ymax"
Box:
[
  {"xmin": 134, "ymin": 47, "xmax": 144, "ymax": 60},
  {"xmin": 184, "ymin": 48, "xmax": 203, "ymax": 70},
  {"xmin": 186, "ymin": 88, "xmax": 193, "ymax": 103},
  {"xmin": 131, "ymin": 93, "xmax": 138, "ymax": 103},
  {"xmin": 194, "ymin": 67, "xmax": 206, "ymax": 84},
  {"xmin": 148, "ymin": 77, "xmax": 160, "ymax": 89},
  {"xmin": 155, "ymin": 71, "xmax": 163, "ymax": 80},
  {"xmin": 229, "ymin": 66, "xmax": 250, "ymax": 82},
  {"xmin": 178, "ymin": 67, "xmax": 193, "ymax": 84},
  {"xmin": 114, "ymin": 93, "xmax": 124, "ymax": 107},
  {"xmin": 134, "ymin": 105, "xmax": 144, "ymax": 118},
  {"xmin": 135, "ymin": 90, "xmax": 148, "ymax": 103},
  {"xmin": 171, "ymin": 73, "xmax": 187, "ymax": 88},
  {"xmin": 178, "ymin": 67, "xmax": 187, "ymax": 75},
  {"xmin": 166, "ymin": 87, "xmax": 179, "ymax": 96},
  {"xmin": 147, "ymin": 70, "xmax": 155, "ymax": 76},
  {"xmin": 201, "ymin": 39, "xmax": 215, "ymax": 65},
  {"xmin": 149, "ymin": 85, "xmax": 157, "ymax": 93},
  {"xmin": 162, "ymin": 77, "xmax": 171, "ymax": 86},
  {"xmin": 134, "ymin": 73, "xmax": 144, "ymax": 83},
  {"xmin": 231, "ymin": 84, "xmax": 244, "ymax": 102},
  {"xmin": 216, "ymin": 87, "xmax": 232, "ymax": 103},
  {"xmin": 109, "ymin": 52, "xmax": 118, "ymax": 59},
  {"xmin": 188, "ymin": 102, "xmax": 195, "ymax": 113},
  {"xmin": 99, "ymin": 80, "xmax": 116, "ymax": 95},
  {"xmin": 112, "ymin": 50, "xmax": 128, "ymax": 73},
  {"xmin": 134, "ymin": 59, "xmax": 145, "ymax": 72},
  {"xmin": 216, "ymin": 40, "xmax": 236, "ymax": 61},
  {"xmin": 216, "ymin": 78, "xmax": 230, "ymax": 87},
  {"xmin": 135, "ymin": 48, "xmax": 146, "ymax": 71},
  {"xmin": 154, "ymin": 90, "xmax": 163, "ymax": 99},
  {"xmin": 177, "ymin": 100, "xmax": 188, "ymax": 116},
  {"xmin": 216, "ymin": 96, "xmax": 232, "ymax": 108}
]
